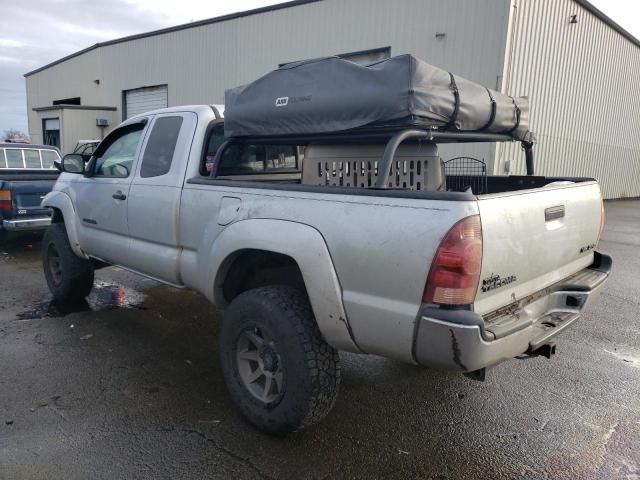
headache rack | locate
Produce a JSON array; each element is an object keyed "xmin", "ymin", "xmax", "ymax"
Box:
[{"xmin": 212, "ymin": 126, "xmax": 535, "ymax": 191}]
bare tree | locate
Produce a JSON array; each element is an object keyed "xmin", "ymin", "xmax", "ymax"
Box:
[{"xmin": 3, "ymin": 129, "xmax": 30, "ymax": 142}]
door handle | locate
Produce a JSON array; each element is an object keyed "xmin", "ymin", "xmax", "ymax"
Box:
[
  {"xmin": 545, "ymin": 205, "xmax": 565, "ymax": 221},
  {"xmin": 112, "ymin": 191, "xmax": 127, "ymax": 201}
]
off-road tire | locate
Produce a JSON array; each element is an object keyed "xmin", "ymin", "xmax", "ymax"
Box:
[
  {"xmin": 42, "ymin": 223, "xmax": 94, "ymax": 302},
  {"xmin": 219, "ymin": 285, "xmax": 341, "ymax": 434}
]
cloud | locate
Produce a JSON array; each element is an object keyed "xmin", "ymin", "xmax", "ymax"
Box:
[
  {"xmin": 3, "ymin": 0, "xmax": 637, "ymax": 136},
  {"xmin": 0, "ymin": 0, "xmax": 281, "ymax": 135}
]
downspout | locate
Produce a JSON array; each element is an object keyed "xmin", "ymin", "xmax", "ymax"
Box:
[{"xmin": 495, "ymin": 0, "xmax": 520, "ymax": 175}]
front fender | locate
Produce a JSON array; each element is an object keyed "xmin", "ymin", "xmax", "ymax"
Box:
[
  {"xmin": 207, "ymin": 219, "xmax": 360, "ymax": 353},
  {"xmin": 41, "ymin": 191, "xmax": 86, "ymax": 258}
]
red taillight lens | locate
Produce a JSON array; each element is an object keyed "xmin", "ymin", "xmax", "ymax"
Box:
[
  {"xmin": 597, "ymin": 197, "xmax": 605, "ymax": 246},
  {"xmin": 423, "ymin": 215, "xmax": 482, "ymax": 306},
  {"xmin": 0, "ymin": 190, "xmax": 11, "ymax": 213}
]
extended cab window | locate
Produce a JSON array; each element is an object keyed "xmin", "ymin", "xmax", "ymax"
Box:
[
  {"xmin": 140, "ymin": 116, "xmax": 183, "ymax": 178},
  {"xmin": 94, "ymin": 124, "xmax": 144, "ymax": 178}
]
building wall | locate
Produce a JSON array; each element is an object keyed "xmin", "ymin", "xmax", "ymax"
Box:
[
  {"xmin": 60, "ymin": 109, "xmax": 118, "ymax": 153},
  {"xmin": 31, "ymin": 108, "xmax": 117, "ymax": 153},
  {"xmin": 26, "ymin": 0, "xmax": 512, "ymax": 162},
  {"xmin": 497, "ymin": 0, "xmax": 640, "ymax": 199}
]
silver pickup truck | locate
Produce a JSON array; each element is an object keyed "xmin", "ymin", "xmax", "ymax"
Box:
[{"xmin": 42, "ymin": 104, "xmax": 610, "ymax": 433}]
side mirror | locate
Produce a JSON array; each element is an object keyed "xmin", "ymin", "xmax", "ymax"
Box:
[
  {"xmin": 112, "ymin": 163, "xmax": 129, "ymax": 177},
  {"xmin": 61, "ymin": 154, "xmax": 85, "ymax": 174}
]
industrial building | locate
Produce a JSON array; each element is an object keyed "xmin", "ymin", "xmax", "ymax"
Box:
[{"xmin": 24, "ymin": 0, "xmax": 640, "ymax": 198}]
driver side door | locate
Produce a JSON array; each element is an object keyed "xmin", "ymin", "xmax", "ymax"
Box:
[{"xmin": 74, "ymin": 120, "xmax": 149, "ymax": 264}]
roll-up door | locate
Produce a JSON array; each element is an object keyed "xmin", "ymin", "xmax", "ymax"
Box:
[{"xmin": 124, "ymin": 85, "xmax": 168, "ymax": 119}]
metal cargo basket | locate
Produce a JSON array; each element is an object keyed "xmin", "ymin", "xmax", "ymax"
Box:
[{"xmin": 444, "ymin": 157, "xmax": 488, "ymax": 195}]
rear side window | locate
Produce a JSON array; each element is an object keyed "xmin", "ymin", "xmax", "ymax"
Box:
[
  {"xmin": 0, "ymin": 148, "xmax": 59, "ymax": 169},
  {"xmin": 24, "ymin": 149, "xmax": 41, "ymax": 168},
  {"xmin": 5, "ymin": 149, "xmax": 23, "ymax": 168},
  {"xmin": 41, "ymin": 150, "xmax": 60, "ymax": 168},
  {"xmin": 140, "ymin": 116, "xmax": 183, "ymax": 178}
]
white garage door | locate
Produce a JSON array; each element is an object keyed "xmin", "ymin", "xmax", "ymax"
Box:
[{"xmin": 124, "ymin": 85, "xmax": 168, "ymax": 119}]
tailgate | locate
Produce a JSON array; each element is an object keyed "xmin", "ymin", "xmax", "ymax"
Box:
[
  {"xmin": 474, "ymin": 181, "xmax": 602, "ymax": 315},
  {"xmin": 5, "ymin": 179, "xmax": 56, "ymax": 217}
]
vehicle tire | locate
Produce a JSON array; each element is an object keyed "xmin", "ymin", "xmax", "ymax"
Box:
[
  {"xmin": 219, "ymin": 285, "xmax": 341, "ymax": 434},
  {"xmin": 42, "ymin": 223, "xmax": 94, "ymax": 302}
]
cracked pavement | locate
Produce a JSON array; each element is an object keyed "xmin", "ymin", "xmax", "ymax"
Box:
[{"xmin": 1, "ymin": 200, "xmax": 639, "ymax": 479}]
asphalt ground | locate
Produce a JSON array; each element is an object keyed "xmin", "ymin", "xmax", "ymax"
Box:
[{"xmin": 0, "ymin": 200, "xmax": 638, "ymax": 479}]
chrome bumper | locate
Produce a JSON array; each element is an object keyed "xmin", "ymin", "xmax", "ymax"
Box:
[
  {"xmin": 414, "ymin": 253, "xmax": 612, "ymax": 372},
  {"xmin": 2, "ymin": 216, "xmax": 51, "ymax": 231}
]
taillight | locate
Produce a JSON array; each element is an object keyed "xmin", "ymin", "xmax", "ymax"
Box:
[
  {"xmin": 0, "ymin": 190, "xmax": 11, "ymax": 213},
  {"xmin": 423, "ymin": 215, "xmax": 482, "ymax": 306},
  {"xmin": 597, "ymin": 197, "xmax": 605, "ymax": 246}
]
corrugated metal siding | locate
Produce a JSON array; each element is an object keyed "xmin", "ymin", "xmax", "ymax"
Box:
[
  {"xmin": 497, "ymin": 0, "xmax": 640, "ymax": 198},
  {"xmin": 26, "ymin": 0, "xmax": 511, "ymax": 164},
  {"xmin": 60, "ymin": 109, "xmax": 117, "ymax": 153}
]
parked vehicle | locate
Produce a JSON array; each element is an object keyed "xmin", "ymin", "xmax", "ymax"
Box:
[
  {"xmin": 41, "ymin": 57, "xmax": 610, "ymax": 433},
  {"xmin": 72, "ymin": 140, "xmax": 100, "ymax": 162},
  {"xmin": 0, "ymin": 143, "xmax": 60, "ymax": 236}
]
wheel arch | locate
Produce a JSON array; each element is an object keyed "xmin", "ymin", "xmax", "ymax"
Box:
[
  {"xmin": 207, "ymin": 219, "xmax": 360, "ymax": 353},
  {"xmin": 41, "ymin": 191, "xmax": 85, "ymax": 258}
]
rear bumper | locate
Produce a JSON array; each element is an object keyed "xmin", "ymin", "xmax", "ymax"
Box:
[
  {"xmin": 413, "ymin": 252, "xmax": 612, "ymax": 372},
  {"xmin": 2, "ymin": 216, "xmax": 51, "ymax": 231}
]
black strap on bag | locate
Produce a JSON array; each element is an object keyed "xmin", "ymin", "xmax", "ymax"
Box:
[
  {"xmin": 508, "ymin": 98, "xmax": 521, "ymax": 134},
  {"xmin": 479, "ymin": 88, "xmax": 497, "ymax": 131},
  {"xmin": 447, "ymin": 72, "xmax": 461, "ymax": 130}
]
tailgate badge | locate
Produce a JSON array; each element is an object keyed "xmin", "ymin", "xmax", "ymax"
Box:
[
  {"xmin": 580, "ymin": 243, "xmax": 596, "ymax": 253},
  {"xmin": 481, "ymin": 273, "xmax": 517, "ymax": 293}
]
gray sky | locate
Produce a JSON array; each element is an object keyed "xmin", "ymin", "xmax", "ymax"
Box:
[{"xmin": 0, "ymin": 0, "xmax": 638, "ymax": 137}]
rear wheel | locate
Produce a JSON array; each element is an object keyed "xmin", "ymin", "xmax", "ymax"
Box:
[
  {"xmin": 219, "ymin": 286, "xmax": 341, "ymax": 434},
  {"xmin": 42, "ymin": 223, "xmax": 94, "ymax": 302}
]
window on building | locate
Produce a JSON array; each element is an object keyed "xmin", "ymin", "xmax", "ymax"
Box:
[
  {"xmin": 140, "ymin": 116, "xmax": 183, "ymax": 178},
  {"xmin": 43, "ymin": 118, "xmax": 60, "ymax": 148},
  {"xmin": 338, "ymin": 47, "xmax": 391, "ymax": 65},
  {"xmin": 53, "ymin": 97, "xmax": 80, "ymax": 105},
  {"xmin": 280, "ymin": 46, "xmax": 391, "ymax": 67}
]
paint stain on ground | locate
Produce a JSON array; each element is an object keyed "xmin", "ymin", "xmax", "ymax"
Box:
[{"xmin": 16, "ymin": 282, "xmax": 147, "ymax": 320}]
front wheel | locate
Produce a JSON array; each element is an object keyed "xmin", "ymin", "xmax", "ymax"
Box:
[
  {"xmin": 42, "ymin": 223, "xmax": 94, "ymax": 302},
  {"xmin": 219, "ymin": 286, "xmax": 341, "ymax": 434}
]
